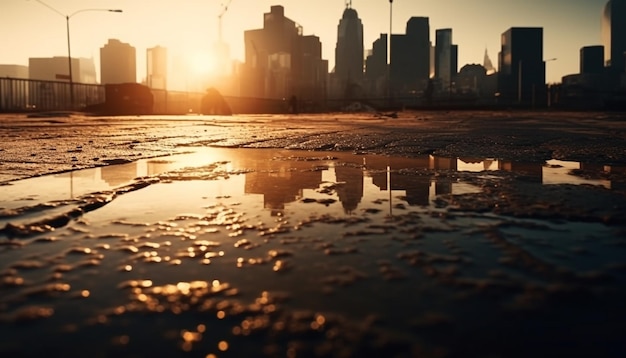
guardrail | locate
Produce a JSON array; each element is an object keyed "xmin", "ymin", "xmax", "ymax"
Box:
[{"xmin": 0, "ymin": 77, "xmax": 104, "ymax": 112}]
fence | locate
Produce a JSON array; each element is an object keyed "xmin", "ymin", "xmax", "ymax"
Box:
[
  {"xmin": 7, "ymin": 76, "xmax": 619, "ymax": 114},
  {"xmin": 0, "ymin": 78, "xmax": 294, "ymax": 114},
  {"xmin": 0, "ymin": 77, "xmax": 105, "ymax": 112}
]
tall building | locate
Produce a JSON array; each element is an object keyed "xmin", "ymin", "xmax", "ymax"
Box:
[
  {"xmin": 146, "ymin": 46, "xmax": 167, "ymax": 90},
  {"xmin": 365, "ymin": 34, "xmax": 387, "ymax": 97},
  {"xmin": 334, "ymin": 4, "xmax": 364, "ymax": 98},
  {"xmin": 483, "ymin": 48, "xmax": 496, "ymax": 74},
  {"xmin": 29, "ymin": 56, "xmax": 97, "ymax": 83},
  {"xmin": 28, "ymin": 57, "xmax": 97, "ymax": 110},
  {"xmin": 0, "ymin": 65, "xmax": 28, "ymax": 79},
  {"xmin": 0, "ymin": 65, "xmax": 29, "ymax": 111},
  {"xmin": 390, "ymin": 17, "xmax": 430, "ymax": 97},
  {"xmin": 435, "ymin": 29, "xmax": 458, "ymax": 92},
  {"xmin": 242, "ymin": 5, "xmax": 328, "ymax": 105},
  {"xmin": 498, "ymin": 27, "xmax": 545, "ymax": 103},
  {"xmin": 100, "ymin": 39, "xmax": 137, "ymax": 84},
  {"xmin": 580, "ymin": 46, "xmax": 605, "ymax": 74},
  {"xmin": 602, "ymin": 0, "xmax": 626, "ymax": 73}
]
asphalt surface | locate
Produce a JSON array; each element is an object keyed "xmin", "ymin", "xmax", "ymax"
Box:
[{"xmin": 1, "ymin": 110, "xmax": 625, "ymax": 183}]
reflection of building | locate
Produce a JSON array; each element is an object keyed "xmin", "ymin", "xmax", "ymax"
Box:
[
  {"xmin": 366, "ymin": 155, "xmax": 455, "ymax": 207},
  {"xmin": 499, "ymin": 161, "xmax": 543, "ymax": 182},
  {"xmin": 334, "ymin": 166, "xmax": 364, "ymax": 214},
  {"xmin": 332, "ymin": 4, "xmax": 364, "ymax": 100},
  {"xmin": 29, "ymin": 56, "xmax": 97, "ymax": 83},
  {"xmin": 239, "ymin": 150, "xmax": 322, "ymax": 215},
  {"xmin": 147, "ymin": 46, "xmax": 167, "ymax": 90},
  {"xmin": 391, "ymin": 17, "xmax": 431, "ymax": 98},
  {"xmin": 100, "ymin": 162, "xmax": 138, "ymax": 187},
  {"xmin": 498, "ymin": 27, "xmax": 545, "ymax": 104},
  {"xmin": 242, "ymin": 6, "xmax": 328, "ymax": 106},
  {"xmin": 100, "ymin": 39, "xmax": 137, "ymax": 84}
]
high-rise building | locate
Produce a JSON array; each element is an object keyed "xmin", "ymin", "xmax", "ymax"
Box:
[
  {"xmin": 334, "ymin": 4, "xmax": 364, "ymax": 96},
  {"xmin": 100, "ymin": 39, "xmax": 136, "ymax": 84},
  {"xmin": 602, "ymin": 0, "xmax": 626, "ymax": 73},
  {"xmin": 580, "ymin": 46, "xmax": 605, "ymax": 74},
  {"xmin": 242, "ymin": 5, "xmax": 328, "ymax": 105},
  {"xmin": 435, "ymin": 29, "xmax": 458, "ymax": 92},
  {"xmin": 390, "ymin": 17, "xmax": 430, "ymax": 96},
  {"xmin": 146, "ymin": 46, "xmax": 167, "ymax": 90},
  {"xmin": 365, "ymin": 34, "xmax": 387, "ymax": 97},
  {"xmin": 498, "ymin": 27, "xmax": 545, "ymax": 103},
  {"xmin": 0, "ymin": 65, "xmax": 28, "ymax": 79},
  {"xmin": 28, "ymin": 56, "xmax": 97, "ymax": 110},
  {"xmin": 483, "ymin": 48, "xmax": 496, "ymax": 74},
  {"xmin": 29, "ymin": 56, "xmax": 97, "ymax": 83}
]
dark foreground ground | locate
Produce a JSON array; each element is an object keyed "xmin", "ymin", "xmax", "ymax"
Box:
[{"xmin": 1, "ymin": 110, "xmax": 626, "ymax": 358}]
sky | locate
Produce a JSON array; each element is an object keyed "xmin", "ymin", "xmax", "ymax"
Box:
[{"xmin": 0, "ymin": 0, "xmax": 610, "ymax": 85}]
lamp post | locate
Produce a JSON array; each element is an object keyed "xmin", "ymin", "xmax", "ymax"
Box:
[
  {"xmin": 31, "ymin": 0, "xmax": 122, "ymax": 110},
  {"xmin": 388, "ymin": 0, "xmax": 393, "ymax": 108},
  {"xmin": 543, "ymin": 58, "xmax": 557, "ymax": 108},
  {"xmin": 517, "ymin": 59, "xmax": 523, "ymax": 104}
]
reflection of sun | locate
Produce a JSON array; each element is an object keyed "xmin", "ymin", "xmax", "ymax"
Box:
[{"xmin": 189, "ymin": 51, "xmax": 216, "ymax": 75}]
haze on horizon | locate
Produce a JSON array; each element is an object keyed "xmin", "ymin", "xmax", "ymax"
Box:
[{"xmin": 0, "ymin": 0, "xmax": 609, "ymax": 85}]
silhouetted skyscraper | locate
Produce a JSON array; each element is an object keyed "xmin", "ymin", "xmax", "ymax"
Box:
[
  {"xmin": 100, "ymin": 39, "xmax": 136, "ymax": 84},
  {"xmin": 498, "ymin": 27, "xmax": 545, "ymax": 103},
  {"xmin": 435, "ymin": 29, "xmax": 458, "ymax": 92},
  {"xmin": 580, "ymin": 46, "xmax": 605, "ymax": 74},
  {"xmin": 365, "ymin": 34, "xmax": 387, "ymax": 97},
  {"xmin": 146, "ymin": 46, "xmax": 167, "ymax": 90},
  {"xmin": 334, "ymin": 4, "xmax": 364, "ymax": 98},
  {"xmin": 242, "ymin": 6, "xmax": 328, "ymax": 105},
  {"xmin": 602, "ymin": 0, "xmax": 626, "ymax": 74},
  {"xmin": 483, "ymin": 48, "xmax": 496, "ymax": 74},
  {"xmin": 390, "ymin": 17, "xmax": 430, "ymax": 97}
]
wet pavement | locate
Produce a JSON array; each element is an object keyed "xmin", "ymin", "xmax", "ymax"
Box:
[{"xmin": 1, "ymin": 112, "xmax": 626, "ymax": 357}]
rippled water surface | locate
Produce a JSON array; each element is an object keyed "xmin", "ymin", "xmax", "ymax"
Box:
[{"xmin": 1, "ymin": 148, "xmax": 625, "ymax": 357}]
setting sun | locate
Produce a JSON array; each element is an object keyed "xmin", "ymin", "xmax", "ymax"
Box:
[{"xmin": 189, "ymin": 51, "xmax": 217, "ymax": 76}]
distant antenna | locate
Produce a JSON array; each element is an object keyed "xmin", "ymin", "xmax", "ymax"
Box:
[
  {"xmin": 218, "ymin": 0, "xmax": 233, "ymax": 43},
  {"xmin": 346, "ymin": 0, "xmax": 352, "ymax": 8}
]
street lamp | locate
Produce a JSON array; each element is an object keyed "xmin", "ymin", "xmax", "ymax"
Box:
[
  {"xmin": 544, "ymin": 58, "xmax": 557, "ymax": 108},
  {"xmin": 388, "ymin": 0, "xmax": 393, "ymax": 108},
  {"xmin": 31, "ymin": 0, "xmax": 122, "ymax": 110}
]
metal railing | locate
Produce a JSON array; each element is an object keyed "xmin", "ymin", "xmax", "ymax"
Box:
[
  {"xmin": 5, "ymin": 76, "xmax": 621, "ymax": 114},
  {"xmin": 0, "ymin": 77, "xmax": 105, "ymax": 112}
]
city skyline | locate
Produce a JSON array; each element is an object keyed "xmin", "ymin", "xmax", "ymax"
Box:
[{"xmin": 0, "ymin": 0, "xmax": 611, "ymax": 83}]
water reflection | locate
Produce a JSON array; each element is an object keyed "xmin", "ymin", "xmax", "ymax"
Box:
[{"xmin": 1, "ymin": 148, "xmax": 624, "ymax": 215}]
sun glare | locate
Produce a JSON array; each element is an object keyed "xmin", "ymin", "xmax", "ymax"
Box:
[{"xmin": 189, "ymin": 52, "xmax": 217, "ymax": 76}]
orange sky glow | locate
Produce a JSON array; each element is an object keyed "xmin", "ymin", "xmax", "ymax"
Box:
[{"xmin": 0, "ymin": 0, "xmax": 609, "ymax": 87}]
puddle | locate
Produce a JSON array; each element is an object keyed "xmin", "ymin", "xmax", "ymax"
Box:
[
  {"xmin": 1, "ymin": 147, "xmax": 625, "ymax": 357},
  {"xmin": 2, "ymin": 148, "xmax": 622, "ymax": 213}
]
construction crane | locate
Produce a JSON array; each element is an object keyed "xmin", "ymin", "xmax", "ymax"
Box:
[{"xmin": 218, "ymin": 0, "xmax": 233, "ymax": 43}]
